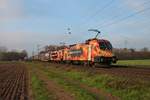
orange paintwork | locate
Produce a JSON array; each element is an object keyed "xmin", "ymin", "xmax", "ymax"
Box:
[
  {"xmin": 49, "ymin": 38, "xmax": 115, "ymax": 63},
  {"xmin": 88, "ymin": 39, "xmax": 113, "ymax": 62},
  {"xmin": 68, "ymin": 44, "xmax": 89, "ymax": 61},
  {"xmin": 65, "ymin": 38, "xmax": 113, "ymax": 62}
]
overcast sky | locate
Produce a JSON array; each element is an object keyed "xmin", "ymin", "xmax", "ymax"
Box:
[{"xmin": 0, "ymin": 0, "xmax": 150, "ymax": 55}]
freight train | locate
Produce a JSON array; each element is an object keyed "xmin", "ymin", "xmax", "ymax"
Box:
[{"xmin": 35, "ymin": 37, "xmax": 117, "ymax": 66}]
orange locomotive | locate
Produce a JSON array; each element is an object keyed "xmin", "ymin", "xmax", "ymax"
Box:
[{"xmin": 49, "ymin": 38, "xmax": 117, "ymax": 65}]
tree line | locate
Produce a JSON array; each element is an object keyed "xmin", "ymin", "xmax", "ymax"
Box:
[
  {"xmin": 0, "ymin": 46, "xmax": 28, "ymax": 61},
  {"xmin": 113, "ymin": 48, "xmax": 150, "ymax": 60}
]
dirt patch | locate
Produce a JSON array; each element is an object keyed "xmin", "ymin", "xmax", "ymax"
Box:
[{"xmin": 0, "ymin": 63, "xmax": 29, "ymax": 100}]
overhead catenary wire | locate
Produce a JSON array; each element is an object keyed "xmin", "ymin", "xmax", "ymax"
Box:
[
  {"xmin": 92, "ymin": 0, "xmax": 150, "ymax": 29},
  {"xmin": 77, "ymin": 0, "xmax": 115, "ymax": 29},
  {"xmin": 74, "ymin": 0, "xmax": 150, "ymax": 43},
  {"xmin": 75, "ymin": 0, "xmax": 115, "ymax": 34},
  {"xmin": 96, "ymin": 6, "xmax": 150, "ymax": 29}
]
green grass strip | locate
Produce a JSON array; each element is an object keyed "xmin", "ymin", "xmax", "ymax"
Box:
[
  {"xmin": 115, "ymin": 59, "xmax": 150, "ymax": 66},
  {"xmin": 31, "ymin": 73, "xmax": 56, "ymax": 100}
]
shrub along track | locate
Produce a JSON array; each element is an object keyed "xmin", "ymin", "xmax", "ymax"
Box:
[{"xmin": 0, "ymin": 63, "xmax": 29, "ymax": 100}]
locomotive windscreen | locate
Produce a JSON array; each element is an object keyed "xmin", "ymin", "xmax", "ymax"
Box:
[{"xmin": 99, "ymin": 40, "xmax": 112, "ymax": 50}]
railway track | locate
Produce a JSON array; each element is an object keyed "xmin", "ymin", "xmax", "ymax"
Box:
[{"xmin": 0, "ymin": 63, "xmax": 29, "ymax": 100}]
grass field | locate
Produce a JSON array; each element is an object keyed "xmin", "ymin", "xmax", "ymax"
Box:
[
  {"xmin": 27, "ymin": 62, "xmax": 150, "ymax": 100},
  {"xmin": 115, "ymin": 59, "xmax": 150, "ymax": 66}
]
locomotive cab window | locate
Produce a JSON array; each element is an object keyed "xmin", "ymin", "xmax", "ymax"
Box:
[
  {"xmin": 99, "ymin": 41, "xmax": 107, "ymax": 50},
  {"xmin": 99, "ymin": 41, "xmax": 112, "ymax": 50},
  {"xmin": 106, "ymin": 42, "xmax": 113, "ymax": 50}
]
